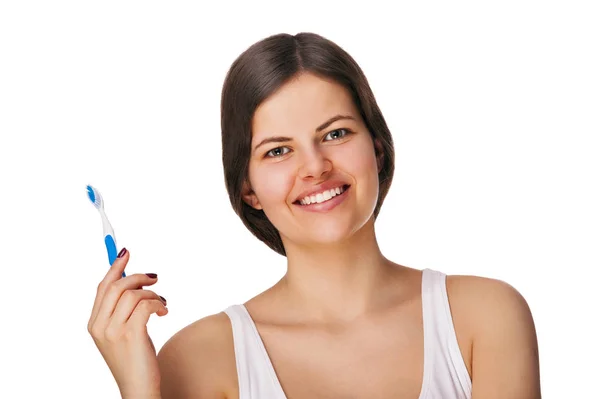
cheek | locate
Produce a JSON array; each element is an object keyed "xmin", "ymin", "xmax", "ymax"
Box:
[
  {"xmin": 251, "ymin": 163, "xmax": 296, "ymax": 206},
  {"xmin": 336, "ymin": 137, "xmax": 378, "ymax": 179}
]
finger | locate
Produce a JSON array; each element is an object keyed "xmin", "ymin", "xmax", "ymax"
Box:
[
  {"xmin": 109, "ymin": 289, "xmax": 165, "ymax": 326},
  {"xmin": 89, "ymin": 248, "xmax": 130, "ymax": 325},
  {"xmin": 127, "ymin": 298, "xmax": 169, "ymax": 331},
  {"xmin": 103, "ymin": 297, "xmax": 166, "ymax": 343},
  {"xmin": 106, "ymin": 247, "xmax": 130, "ymax": 283},
  {"xmin": 90, "ymin": 272, "xmax": 158, "ymax": 329}
]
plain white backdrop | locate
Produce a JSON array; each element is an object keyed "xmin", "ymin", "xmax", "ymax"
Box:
[{"xmin": 1, "ymin": 1, "xmax": 598, "ymax": 397}]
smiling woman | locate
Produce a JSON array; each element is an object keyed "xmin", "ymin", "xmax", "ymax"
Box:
[
  {"xmin": 240, "ymin": 71, "xmax": 390, "ymax": 250},
  {"xmin": 220, "ymin": 33, "xmax": 395, "ymax": 257},
  {"xmin": 157, "ymin": 32, "xmax": 540, "ymax": 399},
  {"xmin": 88, "ymin": 31, "xmax": 540, "ymax": 399}
]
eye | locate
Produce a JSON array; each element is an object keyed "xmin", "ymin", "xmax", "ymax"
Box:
[
  {"xmin": 324, "ymin": 128, "xmax": 350, "ymax": 141},
  {"xmin": 265, "ymin": 146, "xmax": 291, "ymax": 158}
]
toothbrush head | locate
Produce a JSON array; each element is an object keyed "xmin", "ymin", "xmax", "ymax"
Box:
[{"xmin": 86, "ymin": 184, "xmax": 104, "ymax": 210}]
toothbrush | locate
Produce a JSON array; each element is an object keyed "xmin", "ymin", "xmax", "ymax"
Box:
[{"xmin": 86, "ymin": 184, "xmax": 126, "ymax": 278}]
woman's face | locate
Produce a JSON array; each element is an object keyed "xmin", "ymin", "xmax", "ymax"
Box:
[{"xmin": 244, "ymin": 72, "xmax": 383, "ymax": 248}]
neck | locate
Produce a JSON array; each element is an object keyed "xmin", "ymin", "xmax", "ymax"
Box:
[{"xmin": 277, "ymin": 217, "xmax": 396, "ymax": 323}]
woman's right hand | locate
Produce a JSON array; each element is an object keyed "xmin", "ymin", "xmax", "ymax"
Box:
[{"xmin": 87, "ymin": 247, "xmax": 168, "ymax": 398}]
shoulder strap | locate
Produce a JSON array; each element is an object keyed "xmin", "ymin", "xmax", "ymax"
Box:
[
  {"xmin": 223, "ymin": 305, "xmax": 287, "ymax": 399},
  {"xmin": 421, "ymin": 269, "xmax": 472, "ymax": 398}
]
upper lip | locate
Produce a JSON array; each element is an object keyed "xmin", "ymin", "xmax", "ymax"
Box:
[{"xmin": 293, "ymin": 180, "xmax": 350, "ymax": 203}]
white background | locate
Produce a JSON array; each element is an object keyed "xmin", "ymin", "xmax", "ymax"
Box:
[{"xmin": 1, "ymin": 1, "xmax": 598, "ymax": 397}]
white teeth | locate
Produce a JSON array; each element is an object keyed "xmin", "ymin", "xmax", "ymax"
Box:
[{"xmin": 299, "ymin": 186, "xmax": 346, "ymax": 205}]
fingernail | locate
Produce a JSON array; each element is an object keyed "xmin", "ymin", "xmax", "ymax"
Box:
[
  {"xmin": 159, "ymin": 296, "xmax": 167, "ymax": 305},
  {"xmin": 117, "ymin": 248, "xmax": 127, "ymax": 258},
  {"xmin": 145, "ymin": 273, "xmax": 157, "ymax": 278}
]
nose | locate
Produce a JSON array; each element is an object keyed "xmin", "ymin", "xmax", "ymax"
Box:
[{"xmin": 298, "ymin": 147, "xmax": 332, "ymax": 180}]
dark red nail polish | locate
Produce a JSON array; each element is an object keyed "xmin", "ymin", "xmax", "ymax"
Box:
[
  {"xmin": 146, "ymin": 273, "xmax": 157, "ymax": 278},
  {"xmin": 159, "ymin": 296, "xmax": 167, "ymax": 305},
  {"xmin": 117, "ymin": 248, "xmax": 127, "ymax": 258}
]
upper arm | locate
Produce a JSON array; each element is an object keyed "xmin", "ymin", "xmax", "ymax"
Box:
[
  {"xmin": 157, "ymin": 313, "xmax": 235, "ymax": 399},
  {"xmin": 468, "ymin": 277, "xmax": 541, "ymax": 398}
]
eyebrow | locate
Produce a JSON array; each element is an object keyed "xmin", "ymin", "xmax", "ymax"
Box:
[{"xmin": 252, "ymin": 114, "xmax": 356, "ymax": 154}]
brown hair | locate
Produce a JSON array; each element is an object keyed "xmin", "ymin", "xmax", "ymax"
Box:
[{"xmin": 221, "ymin": 32, "xmax": 395, "ymax": 256}]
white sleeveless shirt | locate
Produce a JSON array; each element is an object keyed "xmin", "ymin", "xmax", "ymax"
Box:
[{"xmin": 224, "ymin": 268, "xmax": 472, "ymax": 398}]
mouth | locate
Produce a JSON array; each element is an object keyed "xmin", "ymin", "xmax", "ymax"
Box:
[{"xmin": 293, "ymin": 184, "xmax": 351, "ymax": 206}]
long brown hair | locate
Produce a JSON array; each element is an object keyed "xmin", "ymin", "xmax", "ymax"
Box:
[{"xmin": 221, "ymin": 32, "xmax": 395, "ymax": 256}]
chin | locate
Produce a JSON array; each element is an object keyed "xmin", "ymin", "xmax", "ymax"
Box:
[
  {"xmin": 285, "ymin": 213, "xmax": 373, "ymax": 248},
  {"xmin": 308, "ymin": 229, "xmax": 354, "ymax": 246}
]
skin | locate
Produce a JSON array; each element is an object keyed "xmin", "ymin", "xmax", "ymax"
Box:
[{"xmin": 157, "ymin": 73, "xmax": 541, "ymax": 398}]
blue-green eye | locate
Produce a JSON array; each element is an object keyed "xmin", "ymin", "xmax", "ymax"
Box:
[
  {"xmin": 266, "ymin": 146, "xmax": 290, "ymax": 158},
  {"xmin": 325, "ymin": 128, "xmax": 349, "ymax": 141}
]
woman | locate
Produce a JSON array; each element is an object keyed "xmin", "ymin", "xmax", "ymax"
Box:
[{"xmin": 88, "ymin": 32, "xmax": 541, "ymax": 398}]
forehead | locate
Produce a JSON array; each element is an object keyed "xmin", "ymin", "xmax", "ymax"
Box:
[{"xmin": 252, "ymin": 73, "xmax": 359, "ymax": 138}]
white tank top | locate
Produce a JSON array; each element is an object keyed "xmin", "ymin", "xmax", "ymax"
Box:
[{"xmin": 223, "ymin": 268, "xmax": 472, "ymax": 398}]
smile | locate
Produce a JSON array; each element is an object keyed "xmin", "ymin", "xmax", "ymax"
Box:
[
  {"xmin": 294, "ymin": 184, "xmax": 351, "ymax": 213},
  {"xmin": 298, "ymin": 185, "xmax": 349, "ymax": 205}
]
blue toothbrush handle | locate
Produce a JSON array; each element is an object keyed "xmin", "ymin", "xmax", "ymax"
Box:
[{"xmin": 105, "ymin": 234, "xmax": 127, "ymax": 278}]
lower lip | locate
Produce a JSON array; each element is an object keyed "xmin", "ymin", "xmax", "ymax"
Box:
[{"xmin": 294, "ymin": 186, "xmax": 351, "ymax": 213}]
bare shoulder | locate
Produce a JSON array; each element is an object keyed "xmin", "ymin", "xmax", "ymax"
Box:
[
  {"xmin": 157, "ymin": 311, "xmax": 238, "ymax": 399},
  {"xmin": 446, "ymin": 273, "xmax": 526, "ymax": 312},
  {"xmin": 446, "ymin": 273, "xmax": 541, "ymax": 398},
  {"xmin": 445, "ymin": 273, "xmax": 536, "ymax": 334}
]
